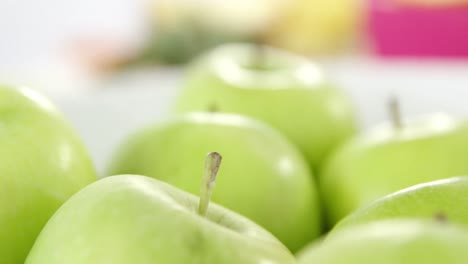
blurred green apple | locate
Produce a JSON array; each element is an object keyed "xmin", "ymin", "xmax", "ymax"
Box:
[
  {"xmin": 298, "ymin": 220, "xmax": 468, "ymax": 264},
  {"xmin": 26, "ymin": 174, "xmax": 296, "ymax": 264},
  {"xmin": 320, "ymin": 113, "xmax": 468, "ymax": 226},
  {"xmin": 107, "ymin": 112, "xmax": 320, "ymax": 252},
  {"xmin": 335, "ymin": 176, "xmax": 468, "ymax": 230},
  {"xmin": 175, "ymin": 43, "xmax": 357, "ymax": 168},
  {"xmin": 0, "ymin": 86, "xmax": 97, "ymax": 263},
  {"xmin": 137, "ymin": 0, "xmax": 284, "ymax": 64}
]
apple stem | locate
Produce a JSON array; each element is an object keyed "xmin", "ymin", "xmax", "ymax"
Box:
[
  {"xmin": 389, "ymin": 95, "xmax": 403, "ymax": 130},
  {"xmin": 198, "ymin": 152, "xmax": 222, "ymax": 217},
  {"xmin": 252, "ymin": 35, "xmax": 266, "ymax": 70}
]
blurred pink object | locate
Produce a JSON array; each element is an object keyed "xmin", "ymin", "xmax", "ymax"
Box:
[{"xmin": 369, "ymin": 0, "xmax": 468, "ymax": 57}]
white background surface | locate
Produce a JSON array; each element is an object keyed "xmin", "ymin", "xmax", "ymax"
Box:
[
  {"xmin": 2, "ymin": 0, "xmax": 468, "ymax": 174},
  {"xmin": 0, "ymin": 0, "xmax": 146, "ymax": 68}
]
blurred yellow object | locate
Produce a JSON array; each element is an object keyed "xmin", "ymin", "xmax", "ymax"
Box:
[{"xmin": 265, "ymin": 0, "xmax": 363, "ymax": 55}]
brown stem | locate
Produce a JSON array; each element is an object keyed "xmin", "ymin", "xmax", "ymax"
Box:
[
  {"xmin": 198, "ymin": 152, "xmax": 222, "ymax": 216},
  {"xmin": 389, "ymin": 95, "xmax": 403, "ymax": 130},
  {"xmin": 251, "ymin": 35, "xmax": 267, "ymax": 70}
]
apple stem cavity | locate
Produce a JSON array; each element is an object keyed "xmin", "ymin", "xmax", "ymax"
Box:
[
  {"xmin": 434, "ymin": 212, "xmax": 449, "ymax": 224},
  {"xmin": 198, "ymin": 152, "xmax": 222, "ymax": 217},
  {"xmin": 389, "ymin": 95, "xmax": 403, "ymax": 130},
  {"xmin": 208, "ymin": 103, "xmax": 219, "ymax": 113}
]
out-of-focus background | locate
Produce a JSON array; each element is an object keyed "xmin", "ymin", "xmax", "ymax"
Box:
[{"xmin": 2, "ymin": 0, "xmax": 468, "ymax": 172}]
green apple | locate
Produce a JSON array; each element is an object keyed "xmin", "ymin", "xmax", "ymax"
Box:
[
  {"xmin": 136, "ymin": 0, "xmax": 284, "ymax": 64},
  {"xmin": 335, "ymin": 176, "xmax": 468, "ymax": 230},
  {"xmin": 0, "ymin": 85, "xmax": 97, "ymax": 263},
  {"xmin": 298, "ymin": 219, "xmax": 468, "ymax": 264},
  {"xmin": 107, "ymin": 112, "xmax": 320, "ymax": 252},
  {"xmin": 320, "ymin": 112, "xmax": 468, "ymax": 226},
  {"xmin": 26, "ymin": 154, "xmax": 296, "ymax": 263},
  {"xmin": 175, "ymin": 43, "xmax": 357, "ymax": 168}
]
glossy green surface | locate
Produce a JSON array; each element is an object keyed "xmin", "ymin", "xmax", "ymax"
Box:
[
  {"xmin": 107, "ymin": 112, "xmax": 320, "ymax": 252},
  {"xmin": 320, "ymin": 114, "xmax": 468, "ymax": 226},
  {"xmin": 175, "ymin": 43, "xmax": 357, "ymax": 168},
  {"xmin": 0, "ymin": 86, "xmax": 97, "ymax": 263},
  {"xmin": 335, "ymin": 177, "xmax": 468, "ymax": 230},
  {"xmin": 26, "ymin": 175, "xmax": 296, "ymax": 264},
  {"xmin": 298, "ymin": 220, "xmax": 468, "ymax": 264}
]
